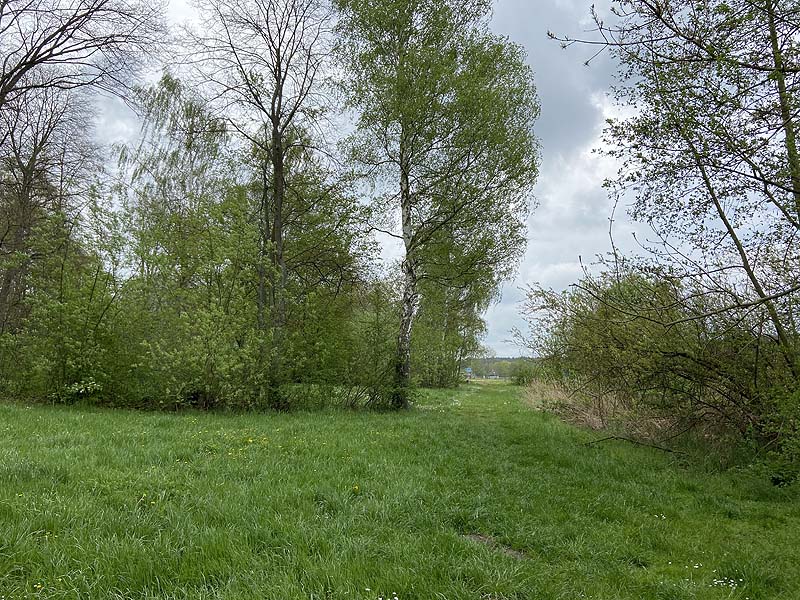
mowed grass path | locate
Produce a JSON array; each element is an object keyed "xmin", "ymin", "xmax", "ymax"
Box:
[{"xmin": 0, "ymin": 382, "xmax": 798, "ymax": 600}]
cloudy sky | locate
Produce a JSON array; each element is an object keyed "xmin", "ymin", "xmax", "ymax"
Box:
[
  {"xmin": 483, "ymin": 0, "xmax": 642, "ymax": 356},
  {"xmin": 96, "ymin": 0, "xmax": 640, "ymax": 357}
]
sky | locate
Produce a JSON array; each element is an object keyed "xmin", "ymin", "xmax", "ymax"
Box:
[
  {"xmin": 96, "ymin": 0, "xmax": 641, "ymax": 357},
  {"xmin": 483, "ymin": 0, "xmax": 642, "ymax": 356}
]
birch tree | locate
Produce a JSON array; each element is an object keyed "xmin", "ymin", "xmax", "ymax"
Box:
[{"xmin": 336, "ymin": 0, "xmax": 539, "ymax": 406}]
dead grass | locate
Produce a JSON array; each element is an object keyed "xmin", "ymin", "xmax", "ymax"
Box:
[
  {"xmin": 524, "ymin": 379, "xmax": 737, "ymax": 458},
  {"xmin": 523, "ymin": 379, "xmax": 570, "ymax": 410},
  {"xmin": 525, "ymin": 379, "xmax": 680, "ymax": 436},
  {"xmin": 524, "ymin": 379, "xmax": 611, "ymax": 430}
]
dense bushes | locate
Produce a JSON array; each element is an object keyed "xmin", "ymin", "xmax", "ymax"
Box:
[
  {"xmin": 522, "ymin": 269, "xmax": 800, "ymax": 476},
  {"xmin": 0, "ymin": 78, "xmax": 404, "ymax": 411},
  {"xmin": 1, "ymin": 0, "xmax": 538, "ymax": 411},
  {"xmin": 533, "ymin": 0, "xmax": 800, "ymax": 482}
]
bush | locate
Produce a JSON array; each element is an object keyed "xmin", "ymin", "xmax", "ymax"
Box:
[{"xmin": 520, "ymin": 269, "xmax": 800, "ymax": 474}]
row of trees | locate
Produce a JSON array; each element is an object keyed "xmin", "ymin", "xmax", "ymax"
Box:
[
  {"xmin": 527, "ymin": 0, "xmax": 800, "ymax": 472},
  {"xmin": 0, "ymin": 0, "xmax": 540, "ymax": 409},
  {"xmin": 463, "ymin": 356, "xmax": 535, "ymax": 382}
]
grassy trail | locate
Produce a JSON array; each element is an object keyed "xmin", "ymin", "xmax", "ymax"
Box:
[{"xmin": 0, "ymin": 382, "xmax": 797, "ymax": 599}]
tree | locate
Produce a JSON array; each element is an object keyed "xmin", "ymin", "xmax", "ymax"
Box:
[
  {"xmin": 0, "ymin": 86, "xmax": 99, "ymax": 334},
  {"xmin": 186, "ymin": 0, "xmax": 334, "ymax": 404},
  {"xmin": 336, "ymin": 0, "xmax": 539, "ymax": 406},
  {"xmin": 413, "ymin": 229, "xmax": 498, "ymax": 388},
  {"xmin": 114, "ymin": 73, "xmax": 375, "ymax": 409},
  {"xmin": 0, "ymin": 0, "xmax": 164, "ymax": 112},
  {"xmin": 552, "ymin": 1, "xmax": 800, "ymax": 364},
  {"xmin": 116, "ymin": 74, "xmax": 256, "ymax": 408},
  {"xmin": 0, "ymin": 83, "xmax": 124, "ymax": 401},
  {"xmin": 539, "ymin": 0, "xmax": 800, "ymax": 461},
  {"xmin": 0, "ymin": 0, "xmax": 163, "ymax": 403}
]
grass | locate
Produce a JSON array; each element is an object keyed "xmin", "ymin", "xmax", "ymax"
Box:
[{"xmin": 0, "ymin": 380, "xmax": 798, "ymax": 600}]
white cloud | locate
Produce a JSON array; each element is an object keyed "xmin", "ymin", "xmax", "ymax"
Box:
[{"xmin": 94, "ymin": 95, "xmax": 140, "ymax": 146}]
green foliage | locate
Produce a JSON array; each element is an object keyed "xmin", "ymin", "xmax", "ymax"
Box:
[
  {"xmin": 1, "ymin": 0, "xmax": 539, "ymax": 411},
  {"xmin": 510, "ymin": 359, "xmax": 537, "ymax": 386},
  {"xmin": 532, "ymin": 0, "xmax": 800, "ymax": 470},
  {"xmin": 759, "ymin": 387, "xmax": 800, "ymax": 485},
  {"xmin": 112, "ymin": 77, "xmax": 391, "ymax": 410},
  {"xmin": 522, "ymin": 268, "xmax": 800, "ymax": 470},
  {"xmin": 336, "ymin": 0, "xmax": 539, "ymax": 395},
  {"xmin": 412, "ymin": 275, "xmax": 490, "ymax": 388},
  {"xmin": 466, "ymin": 356, "xmax": 532, "ymax": 380},
  {"xmin": 0, "ymin": 200, "xmax": 120, "ymax": 401},
  {"xmin": 51, "ymin": 378, "xmax": 103, "ymax": 405},
  {"xmin": 336, "ymin": 0, "xmax": 539, "ymax": 253},
  {"xmin": 0, "ymin": 71, "xmax": 399, "ymax": 410}
]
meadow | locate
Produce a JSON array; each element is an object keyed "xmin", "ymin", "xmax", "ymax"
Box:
[{"xmin": 0, "ymin": 381, "xmax": 797, "ymax": 599}]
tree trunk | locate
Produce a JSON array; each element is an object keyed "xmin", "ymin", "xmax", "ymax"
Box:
[
  {"xmin": 394, "ymin": 153, "xmax": 417, "ymax": 409},
  {"xmin": 0, "ymin": 177, "xmax": 33, "ymax": 335},
  {"xmin": 267, "ymin": 120, "xmax": 287, "ymax": 407},
  {"xmin": 256, "ymin": 160, "xmax": 269, "ymax": 333},
  {"xmin": 765, "ymin": 0, "xmax": 800, "ymax": 221},
  {"xmin": 686, "ymin": 135, "xmax": 798, "ymax": 377}
]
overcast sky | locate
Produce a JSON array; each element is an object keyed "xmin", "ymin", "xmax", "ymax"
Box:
[
  {"xmin": 483, "ymin": 0, "xmax": 643, "ymax": 356},
  {"xmin": 96, "ymin": 0, "xmax": 640, "ymax": 357}
]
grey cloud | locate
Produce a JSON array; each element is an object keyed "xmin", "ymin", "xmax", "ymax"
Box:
[
  {"xmin": 492, "ymin": 0, "xmax": 618, "ymax": 157},
  {"xmin": 483, "ymin": 0, "xmax": 639, "ymax": 355}
]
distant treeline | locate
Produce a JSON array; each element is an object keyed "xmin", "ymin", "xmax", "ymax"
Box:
[{"xmin": 465, "ymin": 357, "xmax": 537, "ymax": 383}]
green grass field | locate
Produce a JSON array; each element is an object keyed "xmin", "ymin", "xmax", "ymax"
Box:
[{"xmin": 0, "ymin": 381, "xmax": 797, "ymax": 599}]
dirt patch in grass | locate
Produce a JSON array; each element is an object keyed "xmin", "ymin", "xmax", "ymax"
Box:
[{"xmin": 463, "ymin": 533, "xmax": 527, "ymax": 560}]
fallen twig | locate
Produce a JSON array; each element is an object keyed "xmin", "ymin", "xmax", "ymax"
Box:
[{"xmin": 584, "ymin": 435, "xmax": 687, "ymax": 455}]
